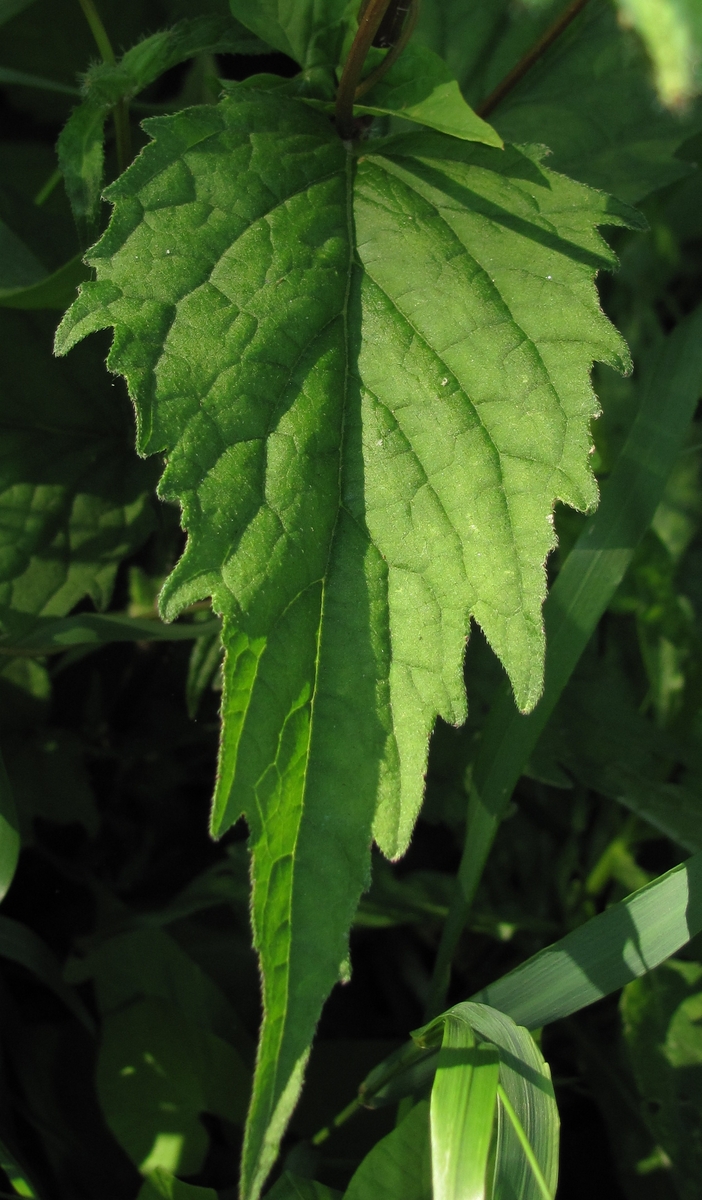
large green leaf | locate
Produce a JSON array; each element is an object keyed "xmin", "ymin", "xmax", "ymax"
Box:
[
  {"xmin": 0, "ymin": 309, "xmax": 157, "ymax": 627},
  {"xmin": 55, "ymin": 90, "xmax": 635, "ymax": 1197}
]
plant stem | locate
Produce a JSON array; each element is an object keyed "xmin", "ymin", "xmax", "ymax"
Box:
[
  {"xmin": 354, "ymin": 0, "xmax": 420, "ymax": 100},
  {"xmin": 477, "ymin": 0, "xmax": 591, "ymax": 119},
  {"xmin": 77, "ymin": 0, "xmax": 132, "ymax": 174},
  {"xmin": 311, "ymin": 1095, "xmax": 362, "ymax": 1145},
  {"xmin": 335, "ymin": 0, "xmax": 394, "ymax": 139},
  {"xmin": 77, "ymin": 0, "xmax": 114, "ymax": 63},
  {"xmin": 497, "ymin": 1083, "xmax": 554, "ymax": 1200}
]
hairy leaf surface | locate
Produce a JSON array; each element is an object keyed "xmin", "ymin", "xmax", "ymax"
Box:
[{"xmin": 56, "ymin": 90, "xmax": 633, "ymax": 1196}]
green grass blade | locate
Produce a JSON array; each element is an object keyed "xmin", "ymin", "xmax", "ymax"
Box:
[
  {"xmin": 0, "ymin": 752, "xmax": 20, "ymax": 904},
  {"xmin": 0, "ymin": 254, "xmax": 90, "ymax": 310},
  {"xmin": 427, "ymin": 302, "xmax": 702, "ymax": 1015},
  {"xmin": 429, "ymin": 1017, "xmax": 499, "ymax": 1200},
  {"xmin": 0, "ymin": 915, "xmax": 95, "ymax": 1032},
  {"xmin": 414, "ymin": 1003, "xmax": 558, "ymax": 1200},
  {"xmin": 473, "ymin": 849, "xmax": 702, "ymax": 1029},
  {"xmin": 0, "ymin": 612, "xmax": 221, "ymax": 656},
  {"xmin": 495, "ymin": 1085, "xmax": 553, "ymax": 1200},
  {"xmin": 0, "ymin": 66, "xmax": 80, "ymax": 94}
]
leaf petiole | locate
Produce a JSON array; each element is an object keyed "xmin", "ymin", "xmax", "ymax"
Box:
[
  {"xmin": 354, "ymin": 0, "xmax": 420, "ymax": 100},
  {"xmin": 477, "ymin": 0, "xmax": 591, "ymax": 117},
  {"xmin": 335, "ymin": 0, "xmax": 394, "ymax": 139}
]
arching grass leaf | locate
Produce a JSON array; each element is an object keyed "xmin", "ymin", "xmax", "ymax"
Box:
[
  {"xmin": 414, "ymin": 1003, "xmax": 558, "ymax": 1200},
  {"xmin": 55, "ymin": 90, "xmax": 636, "ymax": 1197}
]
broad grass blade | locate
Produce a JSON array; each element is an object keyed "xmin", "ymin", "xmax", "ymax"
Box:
[
  {"xmin": 474, "ymin": 850, "xmax": 702, "ymax": 1029},
  {"xmin": 414, "ymin": 1004, "xmax": 557, "ymax": 1200}
]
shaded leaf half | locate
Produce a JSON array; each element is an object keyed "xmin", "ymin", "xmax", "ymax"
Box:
[{"xmin": 55, "ymin": 91, "xmax": 635, "ymax": 1197}]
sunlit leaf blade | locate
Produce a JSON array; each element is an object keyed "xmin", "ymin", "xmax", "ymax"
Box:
[
  {"xmin": 429, "ymin": 1017, "xmax": 499, "ymax": 1200},
  {"xmin": 475, "ymin": 850, "xmax": 702, "ymax": 1029},
  {"xmin": 414, "ymin": 1003, "xmax": 558, "ymax": 1200},
  {"xmin": 55, "ymin": 91, "xmax": 635, "ymax": 1198},
  {"xmin": 354, "ymin": 43, "xmax": 503, "ymax": 145},
  {"xmin": 424, "ymin": 301, "xmax": 702, "ymax": 1016},
  {"xmin": 344, "ymin": 1098, "xmax": 432, "ymax": 1200}
]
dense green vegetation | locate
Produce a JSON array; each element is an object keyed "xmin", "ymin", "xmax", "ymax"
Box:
[{"xmin": 2, "ymin": 1, "xmax": 702, "ymax": 1197}]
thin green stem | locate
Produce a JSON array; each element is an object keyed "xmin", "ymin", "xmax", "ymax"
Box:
[
  {"xmin": 424, "ymin": 785, "xmax": 496, "ymax": 1018},
  {"xmin": 33, "ymin": 167, "xmax": 62, "ymax": 206},
  {"xmin": 311, "ymin": 1095, "xmax": 362, "ymax": 1146},
  {"xmin": 335, "ymin": 0, "xmax": 393, "ymax": 139},
  {"xmin": 496, "ymin": 1083, "xmax": 554, "ymax": 1200},
  {"xmin": 77, "ymin": 0, "xmax": 131, "ymax": 174},
  {"xmin": 77, "ymin": 0, "xmax": 114, "ymax": 63}
]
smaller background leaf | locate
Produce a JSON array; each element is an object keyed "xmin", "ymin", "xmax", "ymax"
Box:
[
  {"xmin": 344, "ymin": 1099, "xmax": 432, "ymax": 1200},
  {"xmin": 615, "ymin": 0, "xmax": 702, "ymax": 108},
  {"xmin": 621, "ymin": 957, "xmax": 702, "ymax": 1199},
  {"xmin": 137, "ymin": 1165, "xmax": 217, "ymax": 1200},
  {"xmin": 97, "ymin": 995, "xmax": 249, "ymax": 1176}
]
